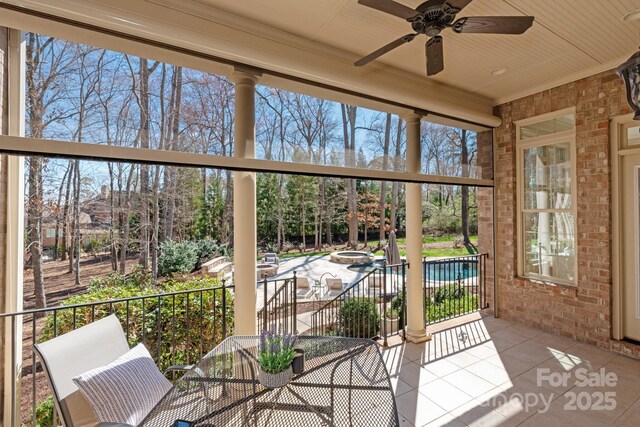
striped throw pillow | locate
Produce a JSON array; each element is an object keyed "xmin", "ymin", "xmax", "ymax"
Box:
[{"xmin": 72, "ymin": 343, "xmax": 172, "ymax": 426}]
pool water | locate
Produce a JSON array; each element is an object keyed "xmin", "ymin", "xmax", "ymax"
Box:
[
  {"xmin": 347, "ymin": 259, "xmax": 479, "ymax": 282},
  {"xmin": 346, "ymin": 260, "xmax": 401, "ymax": 275},
  {"xmin": 424, "ymin": 260, "xmax": 478, "ymax": 282}
]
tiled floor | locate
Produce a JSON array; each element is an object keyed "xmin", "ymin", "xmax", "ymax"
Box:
[{"xmin": 381, "ymin": 313, "xmax": 640, "ymax": 426}]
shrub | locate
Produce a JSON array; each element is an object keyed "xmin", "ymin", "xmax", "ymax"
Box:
[
  {"xmin": 339, "ymin": 297, "xmax": 379, "ymax": 338},
  {"xmin": 158, "ymin": 240, "xmax": 199, "ymax": 276},
  {"xmin": 434, "ymin": 284, "xmax": 468, "ymax": 304},
  {"xmin": 31, "ymin": 395, "xmax": 54, "ymax": 427},
  {"xmin": 196, "ymin": 239, "xmax": 220, "ymax": 262},
  {"xmin": 391, "ymin": 291, "xmax": 405, "ymax": 326},
  {"xmin": 426, "ymin": 295, "xmax": 478, "ymax": 323},
  {"xmin": 40, "ymin": 275, "xmax": 234, "ymax": 371},
  {"xmin": 88, "ymin": 265, "xmax": 153, "ymax": 291}
]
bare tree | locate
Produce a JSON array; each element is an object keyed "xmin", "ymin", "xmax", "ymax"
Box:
[{"xmin": 341, "ymin": 104, "xmax": 358, "ymax": 248}]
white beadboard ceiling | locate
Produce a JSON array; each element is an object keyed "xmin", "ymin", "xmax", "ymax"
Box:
[{"xmin": 192, "ymin": 0, "xmax": 640, "ymax": 104}]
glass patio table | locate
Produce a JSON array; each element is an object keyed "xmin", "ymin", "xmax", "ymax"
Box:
[{"xmin": 140, "ymin": 335, "xmax": 399, "ymax": 426}]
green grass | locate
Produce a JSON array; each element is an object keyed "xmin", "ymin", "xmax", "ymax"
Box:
[{"xmin": 276, "ymin": 251, "xmax": 332, "ymax": 260}]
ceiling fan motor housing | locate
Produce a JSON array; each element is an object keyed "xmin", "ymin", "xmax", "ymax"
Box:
[{"xmin": 411, "ymin": 0, "xmax": 458, "ymax": 36}]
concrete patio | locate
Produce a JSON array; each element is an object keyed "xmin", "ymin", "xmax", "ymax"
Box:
[{"xmin": 383, "ymin": 313, "xmax": 640, "ymax": 426}]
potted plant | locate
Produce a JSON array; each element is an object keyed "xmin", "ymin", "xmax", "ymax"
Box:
[
  {"xmin": 258, "ymin": 326, "xmax": 298, "ymax": 388},
  {"xmin": 383, "ymin": 307, "xmax": 400, "ymax": 334}
]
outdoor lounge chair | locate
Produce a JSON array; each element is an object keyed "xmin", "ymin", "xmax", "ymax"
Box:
[
  {"xmin": 295, "ymin": 276, "xmax": 314, "ymax": 299},
  {"xmin": 262, "ymin": 252, "xmax": 280, "ymax": 265},
  {"xmin": 325, "ymin": 278, "xmax": 343, "ymax": 291},
  {"xmin": 34, "ymin": 315, "xmax": 188, "ymax": 427}
]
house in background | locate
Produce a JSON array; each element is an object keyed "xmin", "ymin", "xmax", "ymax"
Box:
[{"xmin": 1, "ymin": 0, "xmax": 640, "ymax": 425}]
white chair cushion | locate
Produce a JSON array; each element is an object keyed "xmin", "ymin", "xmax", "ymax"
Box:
[{"xmin": 72, "ymin": 343, "xmax": 172, "ymax": 426}]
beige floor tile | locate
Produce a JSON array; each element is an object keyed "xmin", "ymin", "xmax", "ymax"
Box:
[
  {"xmin": 393, "ymin": 360, "xmax": 440, "ymax": 388},
  {"xmin": 420, "ymin": 378, "xmax": 474, "ymax": 412},
  {"xmin": 465, "ymin": 343, "xmax": 500, "ymax": 360},
  {"xmin": 506, "ymin": 323, "xmax": 543, "ymax": 339},
  {"xmin": 423, "ymin": 412, "xmax": 467, "ymax": 427},
  {"xmin": 391, "ymin": 376, "xmax": 415, "ymax": 397},
  {"xmin": 484, "ymin": 353, "xmax": 536, "ymax": 378},
  {"xmin": 500, "ymin": 339, "xmax": 555, "ymax": 365},
  {"xmin": 442, "ymin": 369, "xmax": 496, "ymax": 398},
  {"xmin": 478, "ymin": 317, "xmax": 513, "ymax": 333},
  {"xmin": 465, "ymin": 361, "xmax": 513, "ymax": 386},
  {"xmin": 532, "ymin": 332, "xmax": 578, "ymax": 352},
  {"xmin": 613, "ymin": 397, "xmax": 640, "ymax": 426},
  {"xmin": 445, "ymin": 350, "xmax": 481, "ymax": 368},
  {"xmin": 423, "ymin": 358, "xmax": 462, "ymax": 378},
  {"xmin": 561, "ymin": 343, "xmax": 617, "ymax": 371},
  {"xmin": 395, "ymin": 389, "xmax": 448, "ymax": 427},
  {"xmin": 449, "ymin": 398, "xmax": 517, "ymax": 427}
]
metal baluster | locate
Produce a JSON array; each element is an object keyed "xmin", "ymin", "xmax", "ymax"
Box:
[
  {"xmin": 383, "ymin": 266, "xmax": 387, "ymax": 345},
  {"xmin": 263, "ymin": 277, "xmax": 268, "ymax": 332},
  {"xmin": 222, "ymin": 280, "xmax": 227, "ymax": 340},
  {"xmin": 157, "ymin": 295, "xmax": 162, "ymax": 365},
  {"xmin": 172, "ymin": 294, "xmax": 176, "ymax": 367},
  {"xmin": 199, "ymin": 290, "xmax": 204, "ymax": 359},
  {"xmin": 293, "ymin": 272, "xmax": 298, "ymax": 333},
  {"xmin": 186, "ymin": 293, "xmax": 190, "ymax": 365},
  {"xmin": 32, "ymin": 315, "xmax": 37, "ymax": 427},
  {"xmin": 126, "ymin": 300, "xmax": 130, "ymax": 344}
]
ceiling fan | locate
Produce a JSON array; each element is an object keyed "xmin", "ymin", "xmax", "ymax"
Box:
[{"xmin": 355, "ymin": 0, "xmax": 534, "ymax": 76}]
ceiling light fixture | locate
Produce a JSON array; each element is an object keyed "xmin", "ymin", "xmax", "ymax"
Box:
[
  {"xmin": 490, "ymin": 67, "xmax": 507, "ymax": 76},
  {"xmin": 622, "ymin": 9, "xmax": 640, "ymax": 22},
  {"xmin": 616, "ymin": 50, "xmax": 640, "ymax": 120}
]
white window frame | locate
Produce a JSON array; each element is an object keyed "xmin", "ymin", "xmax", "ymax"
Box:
[{"xmin": 516, "ymin": 108, "xmax": 577, "ymax": 286}]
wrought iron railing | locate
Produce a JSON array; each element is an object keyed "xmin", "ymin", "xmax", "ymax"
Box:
[
  {"xmin": 310, "ymin": 262, "xmax": 407, "ymax": 346},
  {"xmin": 0, "ymin": 282, "xmax": 234, "ymax": 427},
  {"xmin": 422, "ymin": 254, "xmax": 488, "ymax": 325},
  {"xmin": 257, "ymin": 274, "xmax": 297, "ymax": 333}
]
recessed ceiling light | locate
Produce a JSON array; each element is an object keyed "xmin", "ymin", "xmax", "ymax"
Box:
[
  {"xmin": 491, "ymin": 67, "xmax": 507, "ymax": 76},
  {"xmin": 622, "ymin": 9, "xmax": 640, "ymax": 22}
]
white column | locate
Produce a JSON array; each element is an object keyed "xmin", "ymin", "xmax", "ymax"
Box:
[
  {"xmin": 403, "ymin": 113, "xmax": 431, "ymax": 343},
  {"xmin": 3, "ymin": 29, "xmax": 24, "ymax": 427},
  {"xmin": 231, "ymin": 69, "xmax": 259, "ymax": 335}
]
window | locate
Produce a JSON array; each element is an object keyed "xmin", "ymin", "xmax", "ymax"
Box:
[{"xmin": 516, "ymin": 109, "xmax": 576, "ymax": 285}]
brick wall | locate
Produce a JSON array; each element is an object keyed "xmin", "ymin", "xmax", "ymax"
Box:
[
  {"xmin": 476, "ymin": 130, "xmax": 494, "ymax": 313},
  {"xmin": 491, "ymin": 69, "xmax": 634, "ymax": 354}
]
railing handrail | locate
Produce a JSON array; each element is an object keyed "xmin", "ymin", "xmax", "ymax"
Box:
[
  {"xmin": 311, "ymin": 261, "xmax": 407, "ymax": 315},
  {"xmin": 0, "ymin": 283, "xmax": 234, "ymax": 318},
  {"xmin": 423, "ymin": 253, "xmax": 488, "ymax": 262},
  {"xmin": 256, "ymin": 277, "xmax": 294, "ymax": 316}
]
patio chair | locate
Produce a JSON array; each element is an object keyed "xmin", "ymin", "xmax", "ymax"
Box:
[
  {"xmin": 295, "ymin": 276, "xmax": 314, "ymax": 299},
  {"xmin": 325, "ymin": 278, "xmax": 344, "ymax": 292},
  {"xmin": 262, "ymin": 252, "xmax": 280, "ymax": 265},
  {"xmin": 34, "ymin": 315, "xmax": 188, "ymax": 427}
]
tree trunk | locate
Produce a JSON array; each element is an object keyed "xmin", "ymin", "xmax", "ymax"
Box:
[
  {"xmin": 391, "ymin": 116, "xmax": 402, "ymax": 231},
  {"xmin": 138, "ymin": 59, "xmax": 151, "ymax": 270},
  {"xmin": 73, "ymin": 159, "xmax": 81, "ymax": 286},
  {"xmin": 53, "ymin": 164, "xmax": 70, "ymax": 261},
  {"xmin": 460, "ymin": 129, "xmax": 471, "ymax": 245},
  {"xmin": 379, "ymin": 113, "xmax": 391, "ymax": 244},
  {"xmin": 341, "ymin": 104, "xmax": 358, "ymax": 248},
  {"xmin": 65, "ymin": 163, "xmax": 74, "ymax": 270},
  {"xmin": 151, "ymin": 166, "xmax": 161, "ymax": 279},
  {"xmin": 27, "ymin": 158, "xmax": 46, "ymax": 308}
]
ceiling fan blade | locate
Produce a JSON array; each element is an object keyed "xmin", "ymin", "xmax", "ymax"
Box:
[
  {"xmin": 357, "ymin": 0, "xmax": 418, "ymax": 21},
  {"xmin": 355, "ymin": 34, "xmax": 417, "ymax": 66},
  {"xmin": 444, "ymin": 0, "xmax": 473, "ymax": 13},
  {"xmin": 426, "ymin": 36, "xmax": 444, "ymax": 76},
  {"xmin": 453, "ymin": 16, "xmax": 534, "ymax": 34}
]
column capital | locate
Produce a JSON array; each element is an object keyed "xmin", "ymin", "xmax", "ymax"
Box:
[
  {"xmin": 230, "ymin": 68, "xmax": 261, "ymax": 86},
  {"xmin": 400, "ymin": 111, "xmax": 423, "ymax": 124}
]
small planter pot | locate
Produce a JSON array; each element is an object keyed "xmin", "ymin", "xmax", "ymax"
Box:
[
  {"xmin": 382, "ymin": 317, "xmax": 399, "ymax": 334},
  {"xmin": 258, "ymin": 365, "xmax": 293, "ymax": 388},
  {"xmin": 292, "ymin": 349, "xmax": 305, "ymax": 374}
]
